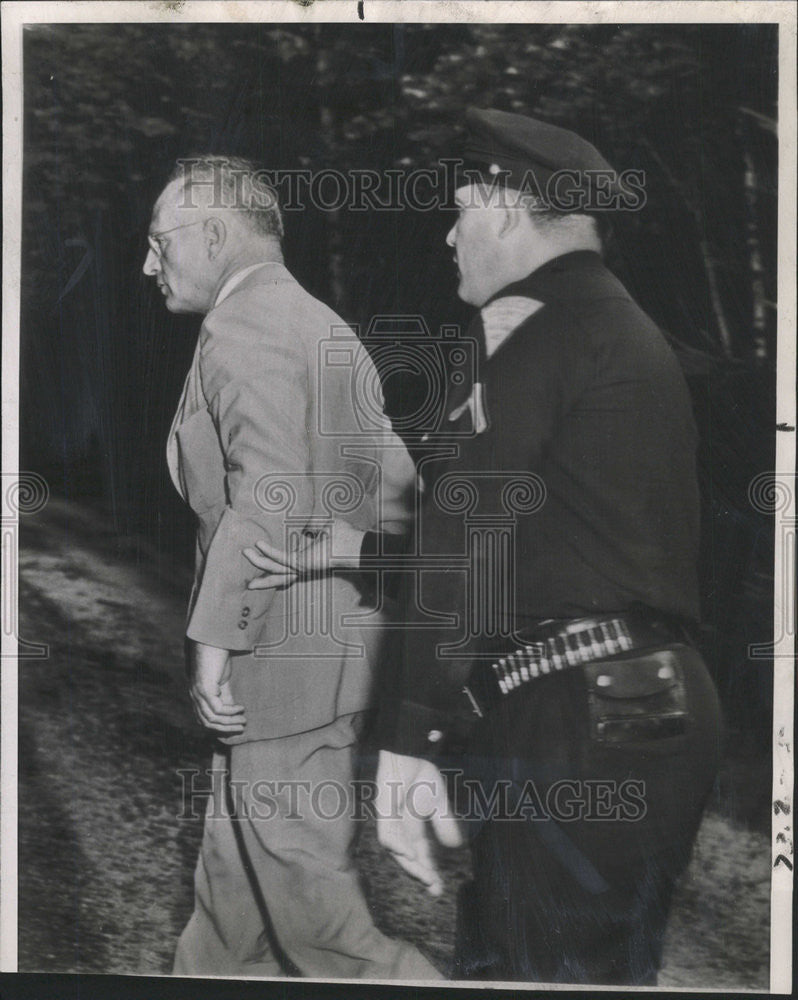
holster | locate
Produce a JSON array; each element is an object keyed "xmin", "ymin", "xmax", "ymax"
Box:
[{"xmin": 582, "ymin": 646, "xmax": 689, "ymax": 743}]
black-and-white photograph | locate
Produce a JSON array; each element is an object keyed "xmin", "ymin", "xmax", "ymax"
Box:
[{"xmin": 1, "ymin": 1, "xmax": 794, "ymax": 993}]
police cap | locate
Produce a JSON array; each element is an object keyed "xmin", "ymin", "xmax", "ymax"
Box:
[{"xmin": 460, "ymin": 107, "xmax": 627, "ymax": 211}]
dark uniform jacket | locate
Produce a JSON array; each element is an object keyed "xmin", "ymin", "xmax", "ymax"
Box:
[{"xmin": 381, "ymin": 250, "xmax": 701, "ymax": 758}]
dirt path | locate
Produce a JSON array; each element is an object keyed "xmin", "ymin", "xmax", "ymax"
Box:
[{"xmin": 16, "ymin": 499, "xmax": 770, "ymax": 987}]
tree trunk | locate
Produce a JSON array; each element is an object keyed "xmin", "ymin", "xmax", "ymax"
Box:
[
  {"xmin": 641, "ymin": 140, "xmax": 734, "ymax": 357},
  {"xmin": 315, "ymin": 38, "xmax": 347, "ymax": 317},
  {"xmin": 699, "ymin": 237, "xmax": 734, "ymax": 357},
  {"xmin": 742, "ymin": 140, "xmax": 768, "ymax": 363}
]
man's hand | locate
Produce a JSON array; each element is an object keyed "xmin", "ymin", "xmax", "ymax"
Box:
[
  {"xmin": 188, "ymin": 640, "xmax": 246, "ymax": 735},
  {"xmin": 243, "ymin": 519, "xmax": 365, "ymax": 590},
  {"xmin": 375, "ymin": 749, "xmax": 463, "ymax": 897}
]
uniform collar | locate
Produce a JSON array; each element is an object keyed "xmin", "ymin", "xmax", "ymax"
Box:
[{"xmin": 485, "ymin": 250, "xmax": 605, "ymax": 307}]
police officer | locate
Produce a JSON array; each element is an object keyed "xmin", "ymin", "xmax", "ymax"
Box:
[{"xmin": 246, "ymin": 108, "xmax": 723, "ymax": 985}]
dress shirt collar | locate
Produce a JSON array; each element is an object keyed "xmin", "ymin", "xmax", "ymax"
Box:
[{"xmin": 213, "ymin": 261, "xmax": 276, "ymax": 308}]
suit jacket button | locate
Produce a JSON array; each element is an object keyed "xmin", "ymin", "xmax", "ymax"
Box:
[
  {"xmin": 241, "ymin": 607, "xmax": 251, "ymax": 617},
  {"xmin": 427, "ymin": 729, "xmax": 443, "ymax": 743},
  {"xmin": 238, "ymin": 620, "xmax": 248, "ymax": 629}
]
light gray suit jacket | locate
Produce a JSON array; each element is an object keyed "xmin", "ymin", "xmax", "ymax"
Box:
[{"xmin": 167, "ymin": 262, "xmax": 415, "ymax": 740}]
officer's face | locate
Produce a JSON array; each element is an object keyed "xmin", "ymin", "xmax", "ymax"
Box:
[
  {"xmin": 142, "ymin": 182, "xmax": 215, "ymax": 315},
  {"xmin": 446, "ymin": 184, "xmax": 508, "ymax": 307}
]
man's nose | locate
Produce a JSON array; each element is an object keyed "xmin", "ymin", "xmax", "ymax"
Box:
[
  {"xmin": 445, "ymin": 224, "xmax": 456, "ymax": 248},
  {"xmin": 142, "ymin": 246, "xmax": 160, "ymax": 276}
]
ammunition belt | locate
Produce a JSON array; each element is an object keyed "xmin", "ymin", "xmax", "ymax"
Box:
[{"xmin": 461, "ymin": 610, "xmax": 691, "ymax": 719}]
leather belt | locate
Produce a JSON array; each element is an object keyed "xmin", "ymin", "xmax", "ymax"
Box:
[{"xmin": 461, "ymin": 608, "xmax": 692, "ymax": 719}]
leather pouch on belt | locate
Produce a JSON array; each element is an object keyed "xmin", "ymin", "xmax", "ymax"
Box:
[{"xmin": 583, "ymin": 647, "xmax": 689, "ymax": 743}]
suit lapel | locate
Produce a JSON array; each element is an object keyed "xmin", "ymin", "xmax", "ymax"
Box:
[
  {"xmin": 166, "ymin": 336, "xmax": 204, "ymax": 500},
  {"xmin": 165, "ymin": 262, "xmax": 291, "ymax": 500}
]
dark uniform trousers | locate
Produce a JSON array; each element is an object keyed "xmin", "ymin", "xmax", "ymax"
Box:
[{"xmin": 451, "ymin": 643, "xmax": 722, "ymax": 985}]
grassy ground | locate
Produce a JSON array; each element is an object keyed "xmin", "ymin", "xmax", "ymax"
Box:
[{"xmin": 16, "ymin": 498, "xmax": 771, "ymax": 987}]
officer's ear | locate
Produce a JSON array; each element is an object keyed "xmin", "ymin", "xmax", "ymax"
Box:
[
  {"xmin": 497, "ymin": 205, "xmax": 525, "ymax": 240},
  {"xmin": 204, "ymin": 217, "xmax": 226, "ymax": 260}
]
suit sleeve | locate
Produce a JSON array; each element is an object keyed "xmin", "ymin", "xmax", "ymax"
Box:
[
  {"xmin": 374, "ymin": 427, "xmax": 417, "ymax": 534},
  {"xmin": 186, "ymin": 302, "xmax": 312, "ymax": 650}
]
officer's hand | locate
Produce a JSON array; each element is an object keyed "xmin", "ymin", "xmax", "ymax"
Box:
[
  {"xmin": 188, "ymin": 640, "xmax": 246, "ymax": 734},
  {"xmin": 375, "ymin": 749, "xmax": 463, "ymax": 896},
  {"xmin": 244, "ymin": 520, "xmax": 365, "ymax": 590}
]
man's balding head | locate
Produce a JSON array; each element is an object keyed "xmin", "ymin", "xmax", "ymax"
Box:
[
  {"xmin": 166, "ymin": 156, "xmax": 283, "ymax": 241},
  {"xmin": 143, "ymin": 156, "xmax": 283, "ymax": 315}
]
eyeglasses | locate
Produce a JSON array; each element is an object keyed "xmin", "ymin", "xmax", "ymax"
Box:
[{"xmin": 147, "ymin": 220, "xmax": 205, "ymax": 257}]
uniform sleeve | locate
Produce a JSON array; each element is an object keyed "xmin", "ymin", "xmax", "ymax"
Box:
[
  {"xmin": 375, "ymin": 601, "xmax": 478, "ymax": 761},
  {"xmin": 376, "ymin": 304, "xmax": 595, "ymax": 759},
  {"xmin": 381, "ymin": 699, "xmax": 458, "ymax": 759},
  {"xmin": 186, "ymin": 303, "xmax": 312, "ymax": 650}
]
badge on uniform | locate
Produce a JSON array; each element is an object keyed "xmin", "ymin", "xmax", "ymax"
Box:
[{"xmin": 448, "ymin": 381, "xmax": 488, "ymax": 434}]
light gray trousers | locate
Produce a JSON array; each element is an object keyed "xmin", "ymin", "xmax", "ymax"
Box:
[{"xmin": 173, "ymin": 712, "xmax": 440, "ymax": 980}]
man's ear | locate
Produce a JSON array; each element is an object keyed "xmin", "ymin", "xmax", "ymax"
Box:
[
  {"xmin": 497, "ymin": 205, "xmax": 524, "ymax": 240},
  {"xmin": 204, "ymin": 217, "xmax": 226, "ymax": 260}
]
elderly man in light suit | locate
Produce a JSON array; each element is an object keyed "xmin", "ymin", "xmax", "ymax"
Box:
[{"xmin": 143, "ymin": 156, "xmax": 438, "ymax": 979}]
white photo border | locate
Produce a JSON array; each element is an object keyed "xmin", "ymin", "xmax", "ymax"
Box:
[{"xmin": 2, "ymin": 1, "xmax": 795, "ymax": 992}]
